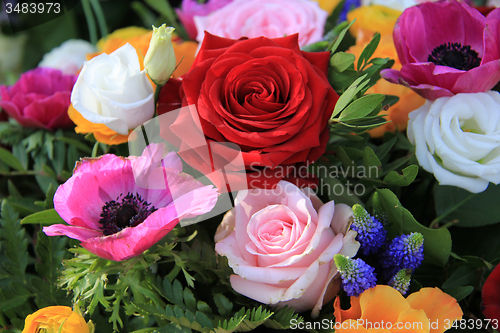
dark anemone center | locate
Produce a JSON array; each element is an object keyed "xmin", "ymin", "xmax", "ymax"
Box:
[
  {"xmin": 428, "ymin": 42, "xmax": 481, "ymax": 71},
  {"xmin": 99, "ymin": 193, "xmax": 157, "ymax": 236}
]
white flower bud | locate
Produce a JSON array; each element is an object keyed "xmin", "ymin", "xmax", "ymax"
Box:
[{"xmin": 144, "ymin": 24, "xmax": 176, "ymax": 85}]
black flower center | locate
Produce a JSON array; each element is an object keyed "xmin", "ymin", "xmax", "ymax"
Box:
[
  {"xmin": 99, "ymin": 193, "xmax": 157, "ymax": 236},
  {"xmin": 428, "ymin": 42, "xmax": 481, "ymax": 71}
]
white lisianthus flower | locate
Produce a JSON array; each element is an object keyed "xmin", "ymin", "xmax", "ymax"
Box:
[
  {"xmin": 407, "ymin": 92, "xmax": 500, "ymax": 193},
  {"xmin": 144, "ymin": 24, "xmax": 176, "ymax": 85},
  {"xmin": 38, "ymin": 39, "xmax": 96, "ymax": 75},
  {"xmin": 71, "ymin": 43, "xmax": 155, "ymax": 135}
]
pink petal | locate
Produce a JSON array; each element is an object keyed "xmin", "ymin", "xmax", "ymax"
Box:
[{"xmin": 43, "ymin": 224, "xmax": 102, "ymax": 241}]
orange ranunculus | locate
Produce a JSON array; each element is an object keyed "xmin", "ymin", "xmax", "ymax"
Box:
[
  {"xmin": 334, "ymin": 285, "xmax": 463, "ymax": 333},
  {"xmin": 348, "ymin": 35, "xmax": 425, "ymax": 137},
  {"xmin": 347, "ymin": 5, "xmax": 402, "ymax": 44},
  {"xmin": 68, "ymin": 104, "xmax": 129, "ymax": 145},
  {"xmin": 86, "ymin": 26, "xmax": 198, "ymax": 79},
  {"xmin": 22, "ymin": 306, "xmax": 92, "ymax": 333}
]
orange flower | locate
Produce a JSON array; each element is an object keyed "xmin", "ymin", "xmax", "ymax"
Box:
[
  {"xmin": 22, "ymin": 306, "xmax": 92, "ymax": 333},
  {"xmin": 348, "ymin": 34, "xmax": 425, "ymax": 137},
  {"xmin": 334, "ymin": 285, "xmax": 463, "ymax": 333},
  {"xmin": 347, "ymin": 5, "xmax": 402, "ymax": 44},
  {"xmin": 87, "ymin": 26, "xmax": 197, "ymax": 78},
  {"xmin": 68, "ymin": 104, "xmax": 130, "ymax": 145}
]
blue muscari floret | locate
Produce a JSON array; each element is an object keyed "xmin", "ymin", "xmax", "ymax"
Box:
[
  {"xmin": 339, "ymin": 0, "xmax": 361, "ymax": 22},
  {"xmin": 334, "ymin": 254, "xmax": 377, "ymax": 297},
  {"xmin": 380, "ymin": 232, "xmax": 424, "ymax": 279},
  {"xmin": 351, "ymin": 204, "xmax": 387, "ymax": 256},
  {"xmin": 389, "ymin": 269, "xmax": 412, "ymax": 295}
]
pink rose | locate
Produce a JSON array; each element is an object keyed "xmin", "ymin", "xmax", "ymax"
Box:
[
  {"xmin": 194, "ymin": 0, "xmax": 328, "ymax": 48},
  {"xmin": 214, "ymin": 181, "xmax": 359, "ymax": 317},
  {"xmin": 176, "ymin": 0, "xmax": 233, "ymax": 41}
]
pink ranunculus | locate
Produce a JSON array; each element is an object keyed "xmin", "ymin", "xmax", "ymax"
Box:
[
  {"xmin": 176, "ymin": 0, "xmax": 233, "ymax": 41},
  {"xmin": 43, "ymin": 144, "xmax": 219, "ymax": 261},
  {"xmin": 194, "ymin": 0, "xmax": 328, "ymax": 48},
  {"xmin": 0, "ymin": 67, "xmax": 76, "ymax": 129},
  {"xmin": 214, "ymin": 181, "xmax": 359, "ymax": 317},
  {"xmin": 381, "ymin": 0, "xmax": 500, "ymax": 100}
]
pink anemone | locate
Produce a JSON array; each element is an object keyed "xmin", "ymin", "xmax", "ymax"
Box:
[
  {"xmin": 43, "ymin": 144, "xmax": 219, "ymax": 261},
  {"xmin": 381, "ymin": 0, "xmax": 500, "ymax": 100}
]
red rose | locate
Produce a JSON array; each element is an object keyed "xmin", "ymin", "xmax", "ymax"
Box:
[
  {"xmin": 158, "ymin": 32, "xmax": 338, "ymax": 190},
  {"xmin": 482, "ymin": 264, "xmax": 500, "ymax": 322}
]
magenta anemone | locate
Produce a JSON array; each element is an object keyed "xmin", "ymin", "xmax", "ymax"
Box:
[
  {"xmin": 43, "ymin": 144, "xmax": 219, "ymax": 261},
  {"xmin": 381, "ymin": 0, "xmax": 500, "ymax": 100}
]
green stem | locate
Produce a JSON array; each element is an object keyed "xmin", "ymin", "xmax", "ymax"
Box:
[
  {"xmin": 429, "ymin": 193, "xmax": 477, "ymax": 228},
  {"xmin": 154, "ymin": 83, "xmax": 163, "ymax": 115},
  {"xmin": 81, "ymin": 0, "xmax": 97, "ymax": 45},
  {"xmin": 89, "ymin": 0, "xmax": 108, "ymax": 38}
]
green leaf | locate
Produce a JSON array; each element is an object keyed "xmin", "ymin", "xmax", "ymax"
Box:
[
  {"xmin": 12, "ymin": 143, "xmax": 29, "ymax": 171},
  {"xmin": 442, "ymin": 266, "xmax": 476, "ymax": 289},
  {"xmin": 0, "ymin": 147, "xmax": 25, "ymax": 171},
  {"xmin": 434, "ymin": 184, "xmax": 500, "ymax": 227},
  {"xmin": 376, "ymin": 189, "xmax": 452, "ymax": 266},
  {"xmin": 0, "ymin": 201, "xmax": 29, "ymax": 279},
  {"xmin": 444, "ymin": 286, "xmax": 474, "ymax": 302},
  {"xmin": 363, "ymin": 147, "xmax": 382, "ymax": 177},
  {"xmin": 213, "ymin": 294, "xmax": 233, "ymax": 317},
  {"xmin": 383, "ymin": 165, "xmax": 419, "ymax": 186},
  {"xmin": 330, "ymin": 52, "xmax": 356, "ymax": 72},
  {"xmin": 332, "ymin": 74, "xmax": 369, "ymax": 118},
  {"xmin": 54, "ymin": 137, "xmax": 92, "ymax": 154},
  {"xmin": 327, "ymin": 19, "xmax": 355, "ymax": 54},
  {"xmin": 20, "ymin": 209, "xmax": 65, "ymax": 226},
  {"xmin": 323, "ymin": 177, "xmax": 364, "ymax": 207},
  {"xmin": 339, "ymin": 94, "xmax": 385, "ymax": 121},
  {"xmin": 357, "ymin": 32, "xmax": 381, "ymax": 70}
]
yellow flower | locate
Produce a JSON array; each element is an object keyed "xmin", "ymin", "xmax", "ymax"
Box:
[
  {"xmin": 347, "ymin": 5, "xmax": 402, "ymax": 44},
  {"xmin": 144, "ymin": 24, "xmax": 177, "ymax": 85},
  {"xmin": 334, "ymin": 285, "xmax": 463, "ymax": 333},
  {"xmin": 312, "ymin": 0, "xmax": 343, "ymax": 14},
  {"xmin": 22, "ymin": 306, "xmax": 92, "ymax": 333},
  {"xmin": 348, "ymin": 35, "xmax": 425, "ymax": 137}
]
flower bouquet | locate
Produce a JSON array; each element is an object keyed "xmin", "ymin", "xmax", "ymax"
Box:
[{"xmin": 0, "ymin": 0, "xmax": 499, "ymax": 332}]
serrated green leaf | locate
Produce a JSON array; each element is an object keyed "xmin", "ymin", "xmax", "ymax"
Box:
[
  {"xmin": 20, "ymin": 209, "xmax": 65, "ymax": 226},
  {"xmin": 12, "ymin": 143, "xmax": 28, "ymax": 171},
  {"xmin": 0, "ymin": 147, "xmax": 25, "ymax": 171},
  {"xmin": 330, "ymin": 52, "xmax": 356, "ymax": 72},
  {"xmin": 339, "ymin": 94, "xmax": 385, "ymax": 121},
  {"xmin": 213, "ymin": 294, "xmax": 233, "ymax": 317},
  {"xmin": 383, "ymin": 165, "xmax": 418, "ymax": 186}
]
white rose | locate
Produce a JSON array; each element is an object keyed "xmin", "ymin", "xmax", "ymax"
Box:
[
  {"xmin": 407, "ymin": 92, "xmax": 500, "ymax": 193},
  {"xmin": 487, "ymin": 0, "xmax": 500, "ymax": 7},
  {"xmin": 38, "ymin": 39, "xmax": 96, "ymax": 75},
  {"xmin": 71, "ymin": 43, "xmax": 155, "ymax": 135}
]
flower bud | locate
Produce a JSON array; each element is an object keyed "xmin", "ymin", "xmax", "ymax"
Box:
[{"xmin": 144, "ymin": 24, "xmax": 176, "ymax": 85}]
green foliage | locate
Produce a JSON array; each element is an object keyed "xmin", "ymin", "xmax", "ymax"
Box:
[
  {"xmin": 434, "ymin": 184, "xmax": 500, "ymax": 227},
  {"xmin": 375, "ymin": 189, "xmax": 452, "ymax": 267}
]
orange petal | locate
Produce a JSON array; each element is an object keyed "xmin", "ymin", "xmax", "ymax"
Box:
[
  {"xmin": 337, "ymin": 319, "xmax": 369, "ymax": 333},
  {"xmin": 359, "ymin": 285, "xmax": 411, "ymax": 324},
  {"xmin": 391, "ymin": 308, "xmax": 429, "ymax": 333},
  {"xmin": 172, "ymin": 41, "xmax": 198, "ymax": 78},
  {"xmin": 68, "ymin": 105, "xmax": 129, "ymax": 145},
  {"xmin": 334, "ymin": 294, "xmax": 362, "ymax": 323},
  {"xmin": 407, "ymin": 288, "xmax": 463, "ymax": 333}
]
